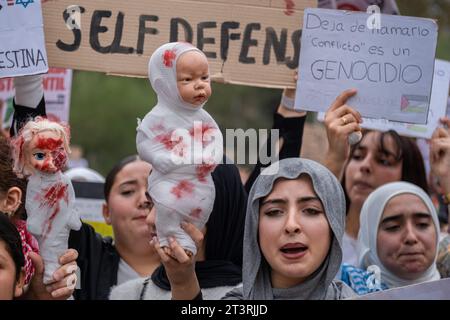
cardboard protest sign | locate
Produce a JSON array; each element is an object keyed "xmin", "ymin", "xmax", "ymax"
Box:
[
  {"xmin": 41, "ymin": 0, "xmax": 316, "ymax": 89},
  {"xmin": 353, "ymin": 278, "xmax": 450, "ymax": 300},
  {"xmin": 295, "ymin": 8, "xmax": 438, "ymax": 124},
  {"xmin": 317, "ymin": 59, "xmax": 450, "ymax": 139},
  {"xmin": 0, "ymin": 0, "xmax": 49, "ymax": 78},
  {"xmin": 0, "ymin": 68, "xmax": 73, "ymax": 130},
  {"xmin": 318, "ymin": 0, "xmax": 399, "ymax": 14}
]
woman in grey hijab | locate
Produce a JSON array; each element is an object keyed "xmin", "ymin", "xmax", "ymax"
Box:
[{"xmin": 224, "ymin": 158, "xmax": 355, "ymax": 300}]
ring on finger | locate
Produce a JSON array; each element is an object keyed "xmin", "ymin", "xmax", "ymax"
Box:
[{"xmin": 341, "ymin": 116, "xmax": 348, "ymax": 125}]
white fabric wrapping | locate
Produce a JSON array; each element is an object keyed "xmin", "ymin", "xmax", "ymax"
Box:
[
  {"xmin": 26, "ymin": 171, "xmax": 81, "ymax": 284},
  {"xmin": 137, "ymin": 42, "xmax": 223, "ymax": 255}
]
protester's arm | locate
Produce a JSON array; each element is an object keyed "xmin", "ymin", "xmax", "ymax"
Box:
[
  {"xmin": 322, "ymin": 89, "xmax": 362, "ymax": 179},
  {"xmin": 244, "ymin": 85, "xmax": 307, "ymax": 193},
  {"xmin": 151, "ymin": 222, "xmax": 204, "ymax": 300},
  {"xmin": 10, "ymin": 74, "xmax": 46, "ymax": 137},
  {"xmin": 22, "ymin": 249, "xmax": 78, "ymax": 300}
]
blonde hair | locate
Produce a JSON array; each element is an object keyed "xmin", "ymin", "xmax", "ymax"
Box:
[{"xmin": 11, "ymin": 117, "xmax": 71, "ymax": 177}]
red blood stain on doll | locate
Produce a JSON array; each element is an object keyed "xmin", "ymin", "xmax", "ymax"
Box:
[
  {"xmin": 189, "ymin": 123, "xmax": 217, "ymax": 149},
  {"xmin": 189, "ymin": 207, "xmax": 202, "ymax": 219},
  {"xmin": 284, "ymin": 0, "xmax": 295, "ymax": 15},
  {"xmin": 151, "ymin": 122, "xmax": 166, "ymax": 132},
  {"xmin": 36, "ymin": 183, "xmax": 69, "ymax": 241},
  {"xmin": 189, "ymin": 123, "xmax": 215, "ymax": 140},
  {"xmin": 163, "ymin": 49, "xmax": 177, "ymax": 67},
  {"xmin": 155, "ymin": 132, "xmax": 178, "ymax": 150},
  {"xmin": 35, "ymin": 136, "xmax": 63, "ymax": 150},
  {"xmin": 171, "ymin": 180, "xmax": 194, "ymax": 199},
  {"xmin": 52, "ymin": 149, "xmax": 67, "ymax": 171},
  {"xmin": 196, "ymin": 163, "xmax": 216, "ymax": 182}
]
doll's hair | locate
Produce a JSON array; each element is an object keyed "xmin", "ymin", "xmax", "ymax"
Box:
[{"xmin": 11, "ymin": 117, "xmax": 71, "ymax": 177}]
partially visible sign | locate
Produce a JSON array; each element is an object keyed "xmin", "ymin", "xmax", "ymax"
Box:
[
  {"xmin": 353, "ymin": 278, "xmax": 450, "ymax": 300},
  {"xmin": 0, "ymin": 0, "xmax": 49, "ymax": 78},
  {"xmin": 296, "ymin": 8, "xmax": 438, "ymax": 124},
  {"xmin": 0, "ymin": 68, "xmax": 73, "ymax": 130},
  {"xmin": 317, "ymin": 59, "xmax": 450, "ymax": 139}
]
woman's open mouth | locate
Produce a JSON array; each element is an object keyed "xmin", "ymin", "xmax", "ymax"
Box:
[{"xmin": 280, "ymin": 243, "xmax": 308, "ymax": 259}]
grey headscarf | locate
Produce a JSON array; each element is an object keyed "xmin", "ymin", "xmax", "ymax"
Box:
[{"xmin": 229, "ymin": 158, "xmax": 352, "ymax": 300}]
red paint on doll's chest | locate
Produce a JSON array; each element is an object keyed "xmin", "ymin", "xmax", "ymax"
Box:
[
  {"xmin": 196, "ymin": 164, "xmax": 216, "ymax": 182},
  {"xmin": 171, "ymin": 180, "xmax": 194, "ymax": 199},
  {"xmin": 155, "ymin": 132, "xmax": 178, "ymax": 150},
  {"xmin": 36, "ymin": 182, "xmax": 69, "ymax": 239},
  {"xmin": 42, "ymin": 183, "xmax": 69, "ymax": 207},
  {"xmin": 189, "ymin": 123, "xmax": 216, "ymax": 140}
]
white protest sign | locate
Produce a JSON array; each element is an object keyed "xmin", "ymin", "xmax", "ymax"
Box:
[
  {"xmin": 353, "ymin": 278, "xmax": 450, "ymax": 300},
  {"xmin": 0, "ymin": 68, "xmax": 73, "ymax": 129},
  {"xmin": 318, "ymin": 0, "xmax": 400, "ymax": 14},
  {"xmin": 317, "ymin": 59, "xmax": 450, "ymax": 139},
  {"xmin": 0, "ymin": 0, "xmax": 49, "ymax": 78},
  {"xmin": 295, "ymin": 8, "xmax": 438, "ymax": 124}
]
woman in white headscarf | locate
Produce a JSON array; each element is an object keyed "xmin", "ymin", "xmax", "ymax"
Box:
[
  {"xmin": 341, "ymin": 181, "xmax": 441, "ymax": 294},
  {"xmin": 224, "ymin": 158, "xmax": 355, "ymax": 300}
]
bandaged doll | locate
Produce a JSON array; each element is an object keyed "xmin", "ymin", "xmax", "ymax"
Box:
[
  {"xmin": 137, "ymin": 42, "xmax": 223, "ymax": 256},
  {"xmin": 12, "ymin": 117, "xmax": 81, "ymax": 284}
]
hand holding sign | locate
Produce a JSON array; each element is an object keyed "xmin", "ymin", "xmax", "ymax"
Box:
[
  {"xmin": 323, "ymin": 88, "xmax": 362, "ymax": 178},
  {"xmin": 295, "ymin": 8, "xmax": 438, "ymax": 125}
]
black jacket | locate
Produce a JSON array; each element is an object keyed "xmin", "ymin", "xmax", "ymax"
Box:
[{"xmin": 69, "ymin": 223, "xmax": 120, "ymax": 300}]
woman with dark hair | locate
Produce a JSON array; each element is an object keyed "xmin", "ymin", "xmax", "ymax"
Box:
[
  {"xmin": 68, "ymin": 155, "xmax": 160, "ymax": 300},
  {"xmin": 0, "ymin": 212, "xmax": 25, "ymax": 300}
]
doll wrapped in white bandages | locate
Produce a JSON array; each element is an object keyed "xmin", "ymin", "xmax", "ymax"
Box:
[
  {"xmin": 11, "ymin": 117, "xmax": 81, "ymax": 284},
  {"xmin": 137, "ymin": 42, "xmax": 223, "ymax": 256}
]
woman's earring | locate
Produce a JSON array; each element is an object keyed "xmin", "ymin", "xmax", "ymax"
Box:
[{"xmin": 8, "ymin": 200, "xmax": 22, "ymax": 218}]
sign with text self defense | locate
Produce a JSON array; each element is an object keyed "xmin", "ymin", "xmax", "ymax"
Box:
[
  {"xmin": 41, "ymin": 0, "xmax": 315, "ymax": 89},
  {"xmin": 0, "ymin": 0, "xmax": 49, "ymax": 78},
  {"xmin": 295, "ymin": 8, "xmax": 438, "ymax": 124}
]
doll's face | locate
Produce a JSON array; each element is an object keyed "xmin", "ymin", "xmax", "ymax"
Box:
[
  {"xmin": 176, "ymin": 51, "xmax": 211, "ymax": 106},
  {"xmin": 26, "ymin": 131, "xmax": 67, "ymax": 174}
]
